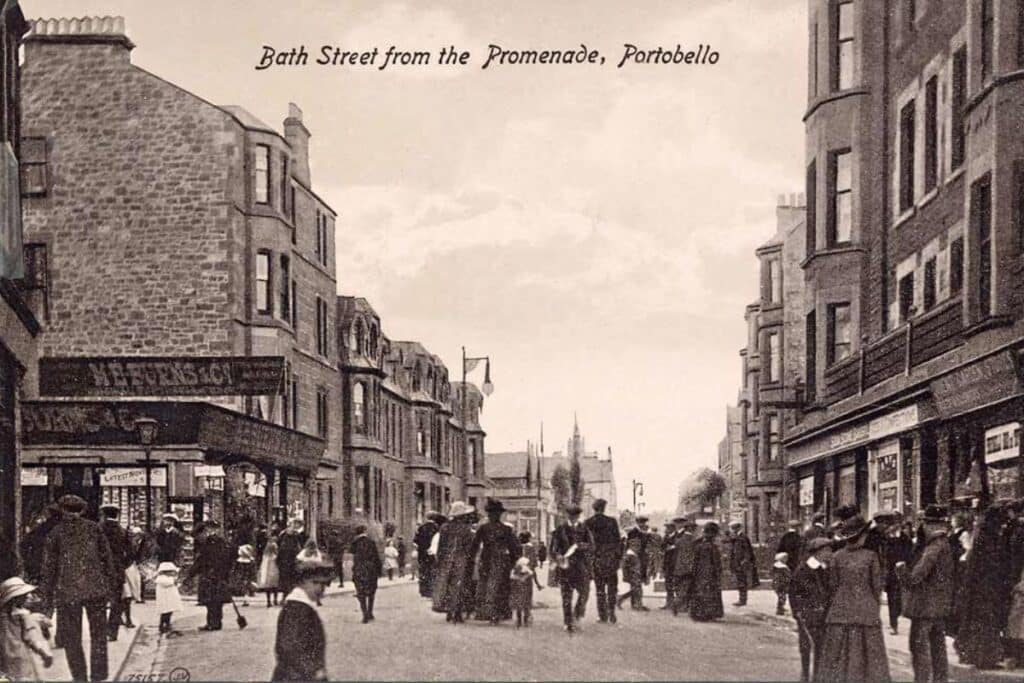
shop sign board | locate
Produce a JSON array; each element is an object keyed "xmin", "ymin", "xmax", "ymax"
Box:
[
  {"xmin": 868, "ymin": 405, "xmax": 919, "ymax": 441},
  {"xmin": 985, "ymin": 422, "xmax": 1021, "ymax": 464},
  {"xmin": 99, "ymin": 467, "xmax": 167, "ymax": 487},
  {"xmin": 194, "ymin": 465, "xmax": 225, "ymax": 478},
  {"xmin": 39, "ymin": 356, "xmax": 286, "ymax": 397},
  {"xmin": 20, "ymin": 467, "xmax": 47, "ymax": 486},
  {"xmin": 931, "ymin": 352, "xmax": 1021, "ymax": 418}
]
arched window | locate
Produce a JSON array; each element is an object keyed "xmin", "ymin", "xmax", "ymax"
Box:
[
  {"xmin": 369, "ymin": 325, "xmax": 378, "ymax": 356},
  {"xmin": 353, "ymin": 382, "xmax": 365, "ymax": 432}
]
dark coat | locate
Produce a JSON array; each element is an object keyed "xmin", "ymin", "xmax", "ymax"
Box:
[
  {"xmin": 471, "ymin": 521, "xmax": 521, "ymax": 621},
  {"xmin": 188, "ymin": 533, "xmax": 234, "ymax": 606},
  {"xmin": 100, "ymin": 519, "xmax": 131, "ymax": 572},
  {"xmin": 413, "ymin": 521, "xmax": 438, "ymax": 555},
  {"xmin": 956, "ymin": 508, "xmax": 1012, "ymax": 668},
  {"xmin": 789, "ymin": 560, "xmax": 831, "ymax": 627},
  {"xmin": 689, "ymin": 537, "xmax": 723, "ymax": 621},
  {"xmin": 42, "ymin": 516, "xmax": 117, "ymax": 609},
  {"xmin": 729, "ymin": 533, "xmax": 755, "ymax": 574},
  {"xmin": 776, "ymin": 529, "xmax": 804, "ymax": 571},
  {"xmin": 662, "ymin": 531, "xmax": 678, "ymax": 576},
  {"xmin": 432, "ymin": 519, "xmax": 475, "ymax": 613},
  {"xmin": 20, "ymin": 517, "xmax": 59, "ymax": 584},
  {"xmin": 350, "ymin": 535, "xmax": 381, "ymax": 594},
  {"xmin": 276, "ymin": 530, "xmax": 308, "ymax": 582},
  {"xmin": 673, "ymin": 531, "xmax": 697, "ymax": 578},
  {"xmin": 272, "ymin": 600, "xmax": 326, "ymax": 681},
  {"xmin": 155, "ymin": 527, "xmax": 185, "ymax": 564},
  {"xmin": 899, "ymin": 531, "xmax": 954, "ymax": 620},
  {"xmin": 881, "ymin": 531, "xmax": 913, "ymax": 587},
  {"xmin": 625, "ymin": 527, "xmax": 650, "ymax": 580},
  {"xmin": 550, "ymin": 521, "xmax": 595, "ymax": 589},
  {"xmin": 584, "ymin": 513, "xmax": 622, "ymax": 578},
  {"xmin": 825, "ymin": 542, "xmax": 883, "ymax": 626}
]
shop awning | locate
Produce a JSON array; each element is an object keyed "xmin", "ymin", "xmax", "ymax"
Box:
[{"xmin": 21, "ymin": 400, "xmax": 325, "ymax": 475}]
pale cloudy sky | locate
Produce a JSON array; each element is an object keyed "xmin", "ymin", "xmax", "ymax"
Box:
[{"xmin": 29, "ymin": 0, "xmax": 807, "ymax": 511}]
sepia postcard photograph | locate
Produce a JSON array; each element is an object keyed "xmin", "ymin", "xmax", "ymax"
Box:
[{"xmin": 2, "ymin": 0, "xmax": 1024, "ymax": 681}]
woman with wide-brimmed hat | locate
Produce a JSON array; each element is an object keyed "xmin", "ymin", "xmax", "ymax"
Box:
[
  {"xmin": 431, "ymin": 501, "xmax": 477, "ymax": 623},
  {"xmin": 815, "ymin": 512, "xmax": 890, "ymax": 682},
  {"xmin": 689, "ymin": 521, "xmax": 724, "ymax": 622}
]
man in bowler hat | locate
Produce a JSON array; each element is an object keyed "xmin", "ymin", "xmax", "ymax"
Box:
[{"xmin": 585, "ymin": 498, "xmax": 622, "ymax": 623}]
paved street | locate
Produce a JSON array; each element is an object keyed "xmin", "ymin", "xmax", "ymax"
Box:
[{"xmin": 120, "ymin": 575, "xmax": 912, "ymax": 682}]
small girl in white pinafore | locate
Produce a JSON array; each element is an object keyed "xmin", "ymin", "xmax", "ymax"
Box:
[{"xmin": 154, "ymin": 562, "xmax": 184, "ymax": 637}]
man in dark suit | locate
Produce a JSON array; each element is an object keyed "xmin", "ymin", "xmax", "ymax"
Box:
[
  {"xmin": 729, "ymin": 521, "xmax": 756, "ymax": 607},
  {"xmin": 879, "ymin": 511, "xmax": 913, "ymax": 635},
  {"xmin": 584, "ymin": 498, "xmax": 622, "ymax": 624},
  {"xmin": 272, "ymin": 559, "xmax": 333, "ymax": 681},
  {"xmin": 898, "ymin": 505, "xmax": 955, "ymax": 683},
  {"xmin": 41, "ymin": 494, "xmax": 118, "ymax": 682},
  {"xmin": 98, "ymin": 504, "xmax": 130, "ymax": 641},
  {"xmin": 776, "ymin": 519, "xmax": 804, "ymax": 572},
  {"xmin": 550, "ymin": 505, "xmax": 595, "ymax": 632},
  {"xmin": 625, "ymin": 515, "xmax": 651, "ymax": 610},
  {"xmin": 186, "ymin": 520, "xmax": 235, "ymax": 631}
]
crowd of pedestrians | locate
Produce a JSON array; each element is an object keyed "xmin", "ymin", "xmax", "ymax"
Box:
[{"xmin": 752, "ymin": 497, "xmax": 1024, "ymax": 682}]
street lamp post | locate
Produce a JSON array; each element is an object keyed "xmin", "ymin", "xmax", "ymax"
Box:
[
  {"xmin": 632, "ymin": 479, "xmax": 644, "ymax": 514},
  {"xmin": 461, "ymin": 347, "xmax": 493, "ymax": 497},
  {"xmin": 134, "ymin": 417, "xmax": 159, "ymax": 531}
]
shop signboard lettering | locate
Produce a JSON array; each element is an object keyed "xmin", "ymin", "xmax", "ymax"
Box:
[
  {"xmin": 21, "ymin": 401, "xmax": 203, "ymax": 446},
  {"xmin": 932, "ymin": 352, "xmax": 1021, "ymax": 418},
  {"xmin": 99, "ymin": 467, "xmax": 167, "ymax": 487},
  {"xmin": 39, "ymin": 356, "xmax": 285, "ymax": 397},
  {"xmin": 868, "ymin": 405, "xmax": 919, "ymax": 441},
  {"xmin": 194, "ymin": 465, "xmax": 225, "ymax": 478}
]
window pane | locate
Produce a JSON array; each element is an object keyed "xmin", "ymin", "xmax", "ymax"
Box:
[
  {"xmin": 836, "ymin": 152, "xmax": 851, "ymax": 191},
  {"xmin": 839, "ymin": 43, "xmax": 854, "ymax": 89},
  {"xmin": 836, "ymin": 193, "xmax": 852, "ymax": 242},
  {"xmin": 254, "ymin": 146, "xmax": 269, "ymax": 204},
  {"xmin": 838, "ymin": 3, "xmax": 854, "ymax": 39}
]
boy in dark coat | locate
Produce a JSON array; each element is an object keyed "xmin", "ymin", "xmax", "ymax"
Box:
[
  {"xmin": 898, "ymin": 505, "xmax": 955, "ymax": 683},
  {"xmin": 789, "ymin": 537, "xmax": 832, "ymax": 682},
  {"xmin": 271, "ymin": 560, "xmax": 333, "ymax": 681},
  {"xmin": 349, "ymin": 525, "xmax": 381, "ymax": 623},
  {"xmin": 550, "ymin": 505, "xmax": 595, "ymax": 632}
]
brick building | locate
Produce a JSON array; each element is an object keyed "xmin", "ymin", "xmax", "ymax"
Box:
[
  {"xmin": 484, "ymin": 445, "xmax": 554, "ymax": 542},
  {"xmin": 785, "ymin": 1, "xmax": 1024, "ymax": 522},
  {"xmin": 0, "ymin": 0, "xmax": 38, "ymax": 551},
  {"xmin": 337, "ymin": 295, "xmax": 491, "ymax": 540},
  {"xmin": 16, "ymin": 17, "xmax": 340, "ymax": 537}
]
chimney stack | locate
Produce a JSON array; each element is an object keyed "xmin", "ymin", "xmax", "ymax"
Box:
[
  {"xmin": 284, "ymin": 103, "xmax": 311, "ymax": 186},
  {"xmin": 24, "ymin": 16, "xmax": 135, "ymax": 63}
]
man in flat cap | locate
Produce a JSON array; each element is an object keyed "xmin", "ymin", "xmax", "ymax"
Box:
[
  {"xmin": 729, "ymin": 521, "xmax": 755, "ymax": 607},
  {"xmin": 897, "ymin": 505, "xmax": 955, "ymax": 683},
  {"xmin": 41, "ymin": 494, "xmax": 117, "ymax": 682},
  {"xmin": 98, "ymin": 503, "xmax": 130, "ymax": 641},
  {"xmin": 550, "ymin": 505, "xmax": 595, "ymax": 632},
  {"xmin": 625, "ymin": 515, "xmax": 651, "ymax": 610},
  {"xmin": 585, "ymin": 498, "xmax": 622, "ymax": 623}
]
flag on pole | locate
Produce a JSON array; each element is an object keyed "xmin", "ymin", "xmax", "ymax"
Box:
[{"xmin": 464, "ymin": 357, "xmax": 480, "ymax": 373}]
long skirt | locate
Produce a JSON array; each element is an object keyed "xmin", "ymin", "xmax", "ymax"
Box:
[
  {"xmin": 689, "ymin": 588, "xmax": 724, "ymax": 621},
  {"xmin": 815, "ymin": 624, "xmax": 890, "ymax": 682},
  {"xmin": 123, "ymin": 563, "xmax": 143, "ymax": 601}
]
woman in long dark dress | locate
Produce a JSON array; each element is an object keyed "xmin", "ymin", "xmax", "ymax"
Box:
[
  {"xmin": 471, "ymin": 499, "xmax": 522, "ymax": 624},
  {"xmin": 432, "ymin": 502, "xmax": 477, "ymax": 623},
  {"xmin": 955, "ymin": 505, "xmax": 1011, "ymax": 669},
  {"xmin": 689, "ymin": 522, "xmax": 724, "ymax": 621},
  {"xmin": 815, "ymin": 513, "xmax": 890, "ymax": 683}
]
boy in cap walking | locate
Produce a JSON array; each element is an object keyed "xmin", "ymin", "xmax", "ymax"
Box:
[{"xmin": 550, "ymin": 505, "xmax": 594, "ymax": 632}]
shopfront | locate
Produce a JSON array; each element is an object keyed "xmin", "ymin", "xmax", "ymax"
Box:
[
  {"xmin": 787, "ymin": 400, "xmax": 933, "ymax": 522},
  {"xmin": 19, "ymin": 400, "xmax": 324, "ymax": 536}
]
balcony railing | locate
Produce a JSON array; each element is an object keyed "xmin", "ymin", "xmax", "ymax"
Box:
[{"xmin": 820, "ymin": 298, "xmax": 963, "ymax": 405}]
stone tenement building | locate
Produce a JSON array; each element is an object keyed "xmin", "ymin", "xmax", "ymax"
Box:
[
  {"xmin": 16, "ymin": 17, "xmax": 340, "ymax": 535},
  {"xmin": 337, "ymin": 296, "xmax": 490, "ymax": 540},
  {"xmin": 0, "ymin": 0, "xmax": 38, "ymax": 550},
  {"xmin": 785, "ymin": 1, "xmax": 1024, "ymax": 522},
  {"xmin": 729, "ymin": 195, "xmax": 806, "ymax": 543}
]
